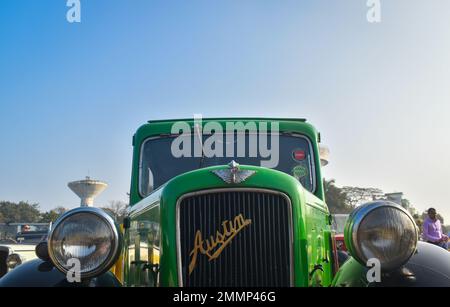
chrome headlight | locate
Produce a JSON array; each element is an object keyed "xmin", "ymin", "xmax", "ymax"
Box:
[
  {"xmin": 6, "ymin": 253, "xmax": 23, "ymax": 269},
  {"xmin": 345, "ymin": 201, "xmax": 418, "ymax": 271},
  {"xmin": 48, "ymin": 207, "xmax": 121, "ymax": 279}
]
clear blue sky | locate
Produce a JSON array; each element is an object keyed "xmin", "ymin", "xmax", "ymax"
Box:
[{"xmin": 1, "ymin": 1, "xmax": 449, "ymax": 222}]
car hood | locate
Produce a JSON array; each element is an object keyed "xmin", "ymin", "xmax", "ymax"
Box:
[{"xmin": 0, "ymin": 244, "xmax": 37, "ymax": 252}]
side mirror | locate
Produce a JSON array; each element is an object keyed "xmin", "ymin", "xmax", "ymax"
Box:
[{"xmin": 319, "ymin": 145, "xmax": 330, "ymax": 167}]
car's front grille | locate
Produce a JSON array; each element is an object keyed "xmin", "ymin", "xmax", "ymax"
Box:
[{"xmin": 177, "ymin": 189, "xmax": 293, "ymax": 287}]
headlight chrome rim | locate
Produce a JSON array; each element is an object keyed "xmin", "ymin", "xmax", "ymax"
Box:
[
  {"xmin": 345, "ymin": 201, "xmax": 418, "ymax": 271},
  {"xmin": 47, "ymin": 207, "xmax": 121, "ymax": 279},
  {"xmin": 6, "ymin": 253, "xmax": 23, "ymax": 269}
]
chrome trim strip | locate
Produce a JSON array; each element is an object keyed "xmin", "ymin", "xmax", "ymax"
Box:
[
  {"xmin": 127, "ymin": 187, "xmax": 162, "ymax": 218},
  {"xmin": 175, "ymin": 188, "xmax": 295, "ymax": 287},
  {"xmin": 128, "ymin": 201, "xmax": 160, "ymax": 219}
]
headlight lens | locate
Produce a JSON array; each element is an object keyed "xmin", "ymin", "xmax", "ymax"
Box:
[
  {"xmin": 48, "ymin": 207, "xmax": 120, "ymax": 279},
  {"xmin": 6, "ymin": 254, "xmax": 22, "ymax": 269},
  {"xmin": 345, "ymin": 202, "xmax": 418, "ymax": 271}
]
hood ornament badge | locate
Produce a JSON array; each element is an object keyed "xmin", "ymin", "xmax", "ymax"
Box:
[{"xmin": 212, "ymin": 161, "xmax": 256, "ymax": 184}]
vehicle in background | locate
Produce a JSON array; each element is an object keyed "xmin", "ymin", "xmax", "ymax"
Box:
[{"xmin": 0, "ymin": 227, "xmax": 49, "ymax": 278}]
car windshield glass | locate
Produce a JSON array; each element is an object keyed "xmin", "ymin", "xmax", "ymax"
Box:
[
  {"xmin": 139, "ymin": 133, "xmax": 315, "ymax": 197},
  {"xmin": 15, "ymin": 237, "xmax": 44, "ymax": 244},
  {"xmin": 15, "ymin": 231, "xmax": 48, "ymax": 244}
]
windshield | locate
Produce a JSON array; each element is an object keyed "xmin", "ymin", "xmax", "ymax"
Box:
[
  {"xmin": 139, "ymin": 133, "xmax": 316, "ymax": 197},
  {"xmin": 15, "ymin": 231, "xmax": 48, "ymax": 244}
]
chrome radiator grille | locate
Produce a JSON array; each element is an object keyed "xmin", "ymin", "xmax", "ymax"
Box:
[{"xmin": 177, "ymin": 189, "xmax": 293, "ymax": 287}]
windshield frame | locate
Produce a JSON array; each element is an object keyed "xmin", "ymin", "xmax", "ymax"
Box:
[{"xmin": 138, "ymin": 132, "xmax": 317, "ymax": 198}]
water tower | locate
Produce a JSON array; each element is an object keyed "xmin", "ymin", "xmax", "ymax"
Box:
[{"xmin": 68, "ymin": 176, "xmax": 108, "ymax": 207}]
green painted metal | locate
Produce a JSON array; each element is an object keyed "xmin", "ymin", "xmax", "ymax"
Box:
[
  {"xmin": 331, "ymin": 257, "xmax": 368, "ymax": 287},
  {"xmin": 125, "ymin": 118, "xmax": 335, "ymax": 287}
]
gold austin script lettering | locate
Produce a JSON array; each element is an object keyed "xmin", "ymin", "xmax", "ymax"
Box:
[{"xmin": 188, "ymin": 214, "xmax": 252, "ymax": 274}]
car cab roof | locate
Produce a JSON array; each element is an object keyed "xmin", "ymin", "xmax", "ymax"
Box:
[{"xmin": 134, "ymin": 117, "xmax": 320, "ymax": 146}]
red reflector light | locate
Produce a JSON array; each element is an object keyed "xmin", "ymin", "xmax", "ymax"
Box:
[{"xmin": 293, "ymin": 150, "xmax": 306, "ymax": 161}]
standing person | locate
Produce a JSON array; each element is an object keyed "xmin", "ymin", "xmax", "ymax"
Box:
[{"xmin": 422, "ymin": 208, "xmax": 449, "ymax": 250}]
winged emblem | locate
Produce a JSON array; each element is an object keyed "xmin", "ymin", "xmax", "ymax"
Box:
[{"xmin": 211, "ymin": 161, "xmax": 256, "ymax": 184}]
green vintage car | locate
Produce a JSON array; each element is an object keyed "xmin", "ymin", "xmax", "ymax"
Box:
[{"xmin": 1, "ymin": 118, "xmax": 450, "ymax": 287}]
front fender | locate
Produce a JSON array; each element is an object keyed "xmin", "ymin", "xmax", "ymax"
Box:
[
  {"xmin": 332, "ymin": 241, "xmax": 450, "ymax": 287},
  {"xmin": 0, "ymin": 259, "xmax": 121, "ymax": 287}
]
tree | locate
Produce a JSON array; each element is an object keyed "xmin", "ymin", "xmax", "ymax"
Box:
[
  {"xmin": 341, "ymin": 186, "xmax": 384, "ymax": 208},
  {"xmin": 413, "ymin": 213, "xmax": 423, "ymax": 230},
  {"xmin": 40, "ymin": 207, "xmax": 68, "ymax": 223},
  {"xmin": 323, "ymin": 179, "xmax": 353, "ymax": 214},
  {"xmin": 401, "ymin": 199, "xmax": 410, "ymax": 210},
  {"xmin": 0, "ymin": 201, "xmax": 42, "ymax": 223},
  {"xmin": 101, "ymin": 201, "xmax": 128, "ymax": 223}
]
